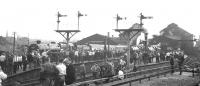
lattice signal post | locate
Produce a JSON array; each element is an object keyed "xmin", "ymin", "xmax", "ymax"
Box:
[
  {"xmin": 114, "ymin": 14, "xmax": 126, "ymax": 29},
  {"xmin": 55, "ymin": 11, "xmax": 85, "ymax": 51},
  {"xmin": 114, "ymin": 29, "xmax": 144, "ymax": 68},
  {"xmin": 55, "ymin": 30, "xmax": 80, "ymax": 48},
  {"xmin": 139, "ymin": 13, "xmax": 153, "ymax": 50}
]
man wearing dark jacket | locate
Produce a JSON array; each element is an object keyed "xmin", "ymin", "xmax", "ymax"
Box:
[
  {"xmin": 178, "ymin": 52, "xmax": 184, "ymax": 75},
  {"xmin": 64, "ymin": 57, "xmax": 76, "ymax": 85},
  {"xmin": 169, "ymin": 53, "xmax": 174, "ymax": 74},
  {"xmin": 22, "ymin": 55, "xmax": 27, "ymax": 71}
]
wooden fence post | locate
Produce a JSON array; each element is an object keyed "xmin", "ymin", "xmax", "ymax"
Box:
[
  {"xmin": 129, "ymin": 82, "xmax": 132, "ymax": 86},
  {"xmin": 157, "ymin": 72, "xmax": 159, "ymax": 78}
]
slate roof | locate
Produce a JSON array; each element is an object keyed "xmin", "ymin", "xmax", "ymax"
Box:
[
  {"xmin": 160, "ymin": 23, "xmax": 193, "ymax": 40},
  {"xmin": 0, "ymin": 36, "xmax": 12, "ymax": 51},
  {"xmin": 76, "ymin": 34, "xmax": 126, "ymax": 45}
]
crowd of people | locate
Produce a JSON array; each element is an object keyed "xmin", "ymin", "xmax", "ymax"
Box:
[
  {"xmin": 0, "ymin": 51, "xmax": 16, "ymax": 75},
  {"xmin": 0, "ymin": 48, "xmax": 39, "ymax": 75},
  {"xmin": 87, "ymin": 49, "xmax": 188, "ymax": 85},
  {"xmin": 40, "ymin": 57, "xmax": 76, "ymax": 86},
  {"xmin": 130, "ymin": 50, "xmax": 168, "ymax": 65},
  {"xmin": 167, "ymin": 50, "xmax": 186, "ymax": 75},
  {"xmin": 67, "ymin": 49, "xmax": 125, "ymax": 63},
  {"xmin": 0, "ymin": 43, "xmax": 190, "ymax": 86}
]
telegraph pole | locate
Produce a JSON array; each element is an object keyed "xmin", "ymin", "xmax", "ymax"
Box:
[
  {"xmin": 104, "ymin": 34, "xmax": 107, "ymax": 60},
  {"xmin": 6, "ymin": 30, "xmax": 8, "ymax": 37},
  {"xmin": 28, "ymin": 33, "xmax": 29, "ymax": 46},
  {"xmin": 107, "ymin": 32, "xmax": 110, "ymax": 58},
  {"xmin": 104, "ymin": 32, "xmax": 110, "ymax": 60},
  {"xmin": 13, "ymin": 32, "xmax": 16, "ymax": 55}
]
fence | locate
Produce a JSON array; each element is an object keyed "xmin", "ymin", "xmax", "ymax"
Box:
[
  {"xmin": 3, "ymin": 61, "xmax": 172, "ymax": 86},
  {"xmin": 67, "ymin": 61, "xmax": 172, "ymax": 86}
]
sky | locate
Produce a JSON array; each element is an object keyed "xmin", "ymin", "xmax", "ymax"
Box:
[{"xmin": 0, "ymin": 0, "xmax": 200, "ymax": 42}]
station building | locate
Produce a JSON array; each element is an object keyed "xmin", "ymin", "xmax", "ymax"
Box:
[{"xmin": 76, "ymin": 33, "xmax": 128, "ymax": 51}]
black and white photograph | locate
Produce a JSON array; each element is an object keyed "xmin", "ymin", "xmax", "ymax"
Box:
[{"xmin": 0, "ymin": 0, "xmax": 200, "ymax": 86}]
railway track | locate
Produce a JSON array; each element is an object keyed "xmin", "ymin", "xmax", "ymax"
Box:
[
  {"xmin": 68, "ymin": 61, "xmax": 172, "ymax": 86},
  {"xmin": 3, "ymin": 60, "xmax": 172, "ymax": 86}
]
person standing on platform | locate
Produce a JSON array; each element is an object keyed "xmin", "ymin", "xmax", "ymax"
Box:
[
  {"xmin": 178, "ymin": 51, "xmax": 185, "ymax": 75},
  {"xmin": 74, "ymin": 50, "xmax": 79, "ymax": 63},
  {"xmin": 79, "ymin": 63, "xmax": 86, "ymax": 81},
  {"xmin": 13, "ymin": 55, "xmax": 18, "ymax": 73},
  {"xmin": 22, "ymin": 53, "xmax": 28, "ymax": 71},
  {"xmin": 131, "ymin": 51, "xmax": 138, "ymax": 65},
  {"xmin": 40, "ymin": 58, "xmax": 59, "ymax": 86},
  {"xmin": 169, "ymin": 53, "xmax": 175, "ymax": 74},
  {"xmin": 91, "ymin": 63, "xmax": 101, "ymax": 79},
  {"xmin": 6, "ymin": 53, "xmax": 13, "ymax": 75},
  {"xmin": 142, "ymin": 51, "xmax": 149, "ymax": 64},
  {"xmin": 0, "ymin": 53, "xmax": 6, "ymax": 72},
  {"xmin": 27, "ymin": 51, "xmax": 34, "ymax": 69},
  {"xmin": 41, "ymin": 51, "xmax": 49, "ymax": 64},
  {"xmin": 155, "ymin": 52, "xmax": 160, "ymax": 63},
  {"xmin": 119, "ymin": 58, "xmax": 126, "ymax": 70},
  {"xmin": 118, "ymin": 70, "xmax": 124, "ymax": 80},
  {"xmin": 160, "ymin": 51, "xmax": 165, "ymax": 62},
  {"xmin": 0, "ymin": 66, "xmax": 7, "ymax": 86},
  {"xmin": 55, "ymin": 59, "xmax": 66, "ymax": 86},
  {"xmin": 64, "ymin": 57, "xmax": 76, "ymax": 85},
  {"xmin": 165, "ymin": 52, "xmax": 171, "ymax": 61},
  {"xmin": 18, "ymin": 55, "xmax": 23, "ymax": 70}
]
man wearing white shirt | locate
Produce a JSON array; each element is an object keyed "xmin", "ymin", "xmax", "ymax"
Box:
[
  {"xmin": 18, "ymin": 55, "xmax": 23, "ymax": 70},
  {"xmin": 0, "ymin": 66, "xmax": 7, "ymax": 86},
  {"xmin": 0, "ymin": 54, "xmax": 5, "ymax": 62},
  {"xmin": 0, "ymin": 53, "xmax": 6, "ymax": 72},
  {"xmin": 120, "ymin": 59, "xmax": 126, "ymax": 67},
  {"xmin": 74, "ymin": 51, "xmax": 79, "ymax": 56},
  {"xmin": 13, "ymin": 55, "xmax": 18, "ymax": 73},
  {"xmin": 118, "ymin": 70, "xmax": 124, "ymax": 80},
  {"xmin": 55, "ymin": 59, "xmax": 66, "ymax": 86},
  {"xmin": 74, "ymin": 50, "xmax": 79, "ymax": 63}
]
